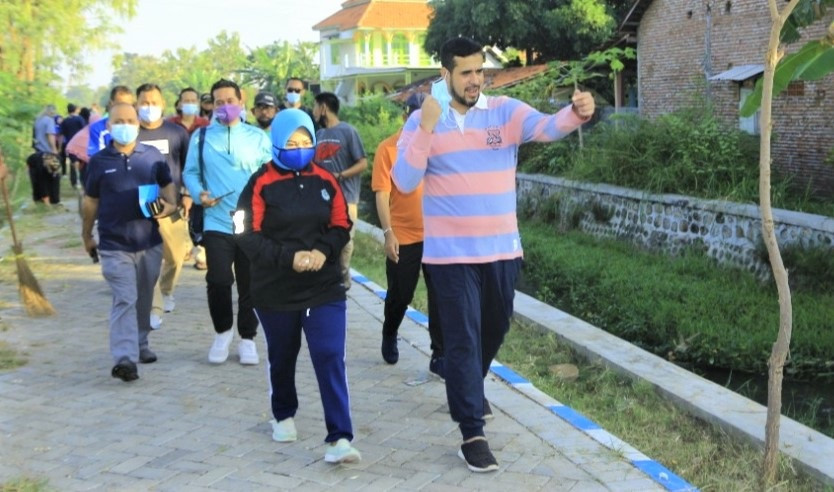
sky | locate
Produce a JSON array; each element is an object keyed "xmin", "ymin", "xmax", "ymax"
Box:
[{"xmin": 68, "ymin": 0, "xmax": 345, "ymax": 88}]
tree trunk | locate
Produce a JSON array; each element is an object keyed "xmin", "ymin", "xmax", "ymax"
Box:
[
  {"xmin": 759, "ymin": 0, "xmax": 800, "ymax": 485},
  {"xmin": 704, "ymin": 0, "xmax": 713, "ymax": 102},
  {"xmin": 574, "ymin": 79, "xmax": 584, "ymax": 148}
]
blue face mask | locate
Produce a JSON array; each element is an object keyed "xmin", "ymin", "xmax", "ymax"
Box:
[
  {"xmin": 110, "ymin": 124, "xmax": 139, "ymax": 145},
  {"xmin": 181, "ymin": 103, "xmax": 199, "ymax": 116},
  {"xmin": 286, "ymin": 92, "xmax": 301, "ymax": 105},
  {"xmin": 431, "ymin": 75, "xmax": 452, "ymax": 118},
  {"xmin": 273, "ymin": 146, "xmax": 315, "ymax": 171}
]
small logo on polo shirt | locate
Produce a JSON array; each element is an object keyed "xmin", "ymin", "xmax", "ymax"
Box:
[
  {"xmin": 486, "ymin": 126, "xmax": 502, "ymax": 150},
  {"xmin": 321, "ymin": 189, "xmax": 330, "ymax": 201},
  {"xmin": 105, "ymin": 168, "xmax": 117, "ymax": 174}
]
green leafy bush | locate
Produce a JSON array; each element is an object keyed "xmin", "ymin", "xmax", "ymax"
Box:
[{"xmin": 518, "ymin": 107, "xmax": 834, "ymax": 215}]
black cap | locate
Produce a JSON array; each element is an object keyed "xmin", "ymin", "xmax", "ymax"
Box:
[
  {"xmin": 405, "ymin": 92, "xmax": 427, "ymax": 114},
  {"xmin": 200, "ymin": 93, "xmax": 213, "ymax": 103},
  {"xmin": 254, "ymin": 92, "xmax": 277, "ymax": 107}
]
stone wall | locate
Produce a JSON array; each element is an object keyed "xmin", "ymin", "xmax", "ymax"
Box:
[{"xmin": 516, "ymin": 174, "xmax": 834, "ymax": 279}]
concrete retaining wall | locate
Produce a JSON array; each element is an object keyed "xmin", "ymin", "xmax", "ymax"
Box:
[{"xmin": 516, "ymin": 174, "xmax": 834, "ymax": 280}]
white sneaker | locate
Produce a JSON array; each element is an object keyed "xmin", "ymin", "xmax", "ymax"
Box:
[
  {"xmin": 208, "ymin": 330, "xmax": 234, "ymax": 364},
  {"xmin": 238, "ymin": 339, "xmax": 259, "ymax": 365},
  {"xmin": 150, "ymin": 314, "xmax": 163, "ymax": 330},
  {"xmin": 162, "ymin": 294, "xmax": 176, "ymax": 313},
  {"xmin": 270, "ymin": 417, "xmax": 297, "ymax": 442},
  {"xmin": 324, "ymin": 438, "xmax": 361, "ymax": 464}
]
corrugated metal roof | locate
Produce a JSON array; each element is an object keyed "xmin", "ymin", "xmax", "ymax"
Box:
[{"xmin": 709, "ymin": 64, "xmax": 764, "ymax": 81}]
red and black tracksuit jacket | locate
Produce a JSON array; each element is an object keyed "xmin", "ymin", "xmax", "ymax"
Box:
[{"xmin": 234, "ymin": 162, "xmax": 352, "ymax": 311}]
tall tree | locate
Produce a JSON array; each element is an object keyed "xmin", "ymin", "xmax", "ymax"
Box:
[
  {"xmin": 0, "ymin": 0, "xmax": 137, "ymax": 82},
  {"xmin": 424, "ymin": 0, "xmax": 627, "ymax": 63},
  {"xmin": 239, "ymin": 41, "xmax": 320, "ymax": 94}
]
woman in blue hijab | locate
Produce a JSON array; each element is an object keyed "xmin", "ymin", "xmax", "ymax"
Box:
[{"xmin": 234, "ymin": 109, "xmax": 359, "ymax": 463}]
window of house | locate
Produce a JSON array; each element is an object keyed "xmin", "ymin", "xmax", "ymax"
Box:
[
  {"xmin": 391, "ymin": 34, "xmax": 409, "ymax": 65},
  {"xmin": 330, "ymin": 43, "xmax": 341, "ymax": 66},
  {"xmin": 739, "ymin": 85, "xmax": 760, "ymax": 135}
]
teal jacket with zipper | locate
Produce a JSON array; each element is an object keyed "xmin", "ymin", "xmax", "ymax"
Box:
[{"xmin": 183, "ymin": 119, "xmax": 272, "ymax": 235}]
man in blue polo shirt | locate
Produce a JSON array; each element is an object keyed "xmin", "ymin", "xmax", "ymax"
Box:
[
  {"xmin": 87, "ymin": 85, "xmax": 135, "ymax": 160},
  {"xmin": 81, "ymin": 103, "xmax": 177, "ymax": 382}
]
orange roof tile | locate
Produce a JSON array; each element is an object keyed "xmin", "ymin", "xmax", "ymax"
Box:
[{"xmin": 314, "ymin": 0, "xmax": 432, "ymax": 31}]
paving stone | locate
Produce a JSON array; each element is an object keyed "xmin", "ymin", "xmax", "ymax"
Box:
[{"xmin": 0, "ymin": 201, "xmax": 669, "ymax": 491}]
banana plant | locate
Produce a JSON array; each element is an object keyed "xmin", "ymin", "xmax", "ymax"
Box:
[{"xmin": 740, "ymin": 1, "xmax": 834, "ymax": 116}]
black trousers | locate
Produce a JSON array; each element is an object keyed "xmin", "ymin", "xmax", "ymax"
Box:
[
  {"xmin": 425, "ymin": 258, "xmax": 522, "ymax": 440},
  {"xmin": 382, "ymin": 241, "xmax": 443, "ymax": 354},
  {"xmin": 202, "ymin": 231, "xmax": 257, "ymax": 338},
  {"xmin": 27, "ymin": 161, "xmax": 60, "ymax": 204}
]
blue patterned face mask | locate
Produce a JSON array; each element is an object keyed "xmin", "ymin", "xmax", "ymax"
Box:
[{"xmin": 273, "ymin": 146, "xmax": 315, "ymax": 171}]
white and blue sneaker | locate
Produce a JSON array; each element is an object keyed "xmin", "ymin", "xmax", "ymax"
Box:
[
  {"xmin": 324, "ymin": 438, "xmax": 361, "ymax": 464},
  {"xmin": 270, "ymin": 417, "xmax": 297, "ymax": 442}
]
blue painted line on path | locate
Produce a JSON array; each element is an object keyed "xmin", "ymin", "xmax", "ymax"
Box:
[{"xmin": 351, "ymin": 271, "xmax": 697, "ymax": 492}]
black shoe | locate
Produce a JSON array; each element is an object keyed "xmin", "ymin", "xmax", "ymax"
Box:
[
  {"xmin": 111, "ymin": 357, "xmax": 138, "ymax": 382},
  {"xmin": 429, "ymin": 355, "xmax": 445, "ymax": 380},
  {"xmin": 458, "ymin": 439, "xmax": 499, "ymax": 473},
  {"xmin": 139, "ymin": 348, "xmax": 157, "ymax": 364},
  {"xmin": 381, "ymin": 335, "xmax": 399, "ymax": 364},
  {"xmin": 483, "ymin": 398, "xmax": 494, "ymax": 420}
]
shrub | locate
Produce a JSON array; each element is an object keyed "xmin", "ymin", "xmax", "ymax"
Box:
[{"xmin": 518, "ymin": 106, "xmax": 833, "ymax": 215}]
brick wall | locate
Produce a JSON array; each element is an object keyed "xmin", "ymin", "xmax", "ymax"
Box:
[{"xmin": 638, "ymin": 0, "xmax": 834, "ymax": 196}]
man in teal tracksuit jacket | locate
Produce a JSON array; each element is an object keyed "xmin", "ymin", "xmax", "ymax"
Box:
[{"xmin": 183, "ymin": 79, "xmax": 271, "ymax": 366}]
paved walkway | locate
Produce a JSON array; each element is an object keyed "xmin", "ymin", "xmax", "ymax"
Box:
[{"xmin": 0, "ymin": 200, "xmax": 664, "ymax": 491}]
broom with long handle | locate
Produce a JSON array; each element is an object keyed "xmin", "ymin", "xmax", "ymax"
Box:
[{"xmin": 0, "ymin": 147, "xmax": 56, "ymax": 317}]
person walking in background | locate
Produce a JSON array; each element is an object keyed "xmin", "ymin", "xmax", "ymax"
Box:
[
  {"xmin": 234, "ymin": 108, "xmax": 360, "ymax": 464},
  {"xmin": 372, "ymin": 92, "xmax": 444, "ymax": 372},
  {"xmin": 169, "ymin": 87, "xmax": 210, "ymax": 135},
  {"xmin": 88, "ymin": 86, "xmax": 136, "ymax": 159},
  {"xmin": 168, "ymin": 87, "xmax": 210, "ymax": 271},
  {"xmin": 199, "ymin": 93, "xmax": 214, "ymax": 119},
  {"xmin": 281, "ymin": 77, "xmax": 316, "ymax": 128},
  {"xmin": 312, "ymin": 92, "xmax": 367, "ymax": 289},
  {"xmin": 135, "ymin": 83, "xmax": 192, "ymax": 330},
  {"xmin": 29, "ymin": 104, "xmax": 61, "ymax": 205},
  {"xmin": 182, "ymin": 79, "xmax": 271, "ymax": 366},
  {"xmin": 81, "ymin": 103, "xmax": 177, "ymax": 382},
  {"xmin": 393, "ymin": 36, "xmax": 595, "ymax": 473},
  {"xmin": 60, "ymin": 104, "xmax": 86, "ymax": 189},
  {"xmin": 251, "ymin": 91, "xmax": 278, "ymax": 133}
]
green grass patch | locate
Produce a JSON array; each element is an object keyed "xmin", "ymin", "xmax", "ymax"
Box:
[
  {"xmin": 0, "ymin": 477, "xmax": 50, "ymax": 492},
  {"xmin": 518, "ymin": 222, "xmax": 834, "ymax": 380},
  {"xmin": 0, "ymin": 340, "xmax": 27, "ymax": 371},
  {"xmin": 350, "ymin": 229, "xmax": 827, "ymax": 490}
]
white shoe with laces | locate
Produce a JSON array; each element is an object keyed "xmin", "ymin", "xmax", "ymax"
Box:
[
  {"xmin": 270, "ymin": 417, "xmax": 297, "ymax": 442},
  {"xmin": 162, "ymin": 294, "xmax": 175, "ymax": 313},
  {"xmin": 208, "ymin": 330, "xmax": 234, "ymax": 364},
  {"xmin": 238, "ymin": 339, "xmax": 259, "ymax": 365},
  {"xmin": 324, "ymin": 438, "xmax": 361, "ymax": 464},
  {"xmin": 150, "ymin": 314, "xmax": 162, "ymax": 330}
]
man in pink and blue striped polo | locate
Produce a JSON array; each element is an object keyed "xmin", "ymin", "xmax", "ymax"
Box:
[{"xmin": 393, "ymin": 37, "xmax": 595, "ymax": 473}]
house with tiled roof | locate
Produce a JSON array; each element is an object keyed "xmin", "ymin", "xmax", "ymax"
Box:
[{"xmin": 312, "ymin": 0, "xmax": 500, "ymax": 104}]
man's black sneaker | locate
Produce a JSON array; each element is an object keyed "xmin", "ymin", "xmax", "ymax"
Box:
[
  {"xmin": 483, "ymin": 398, "xmax": 494, "ymax": 420},
  {"xmin": 111, "ymin": 357, "xmax": 138, "ymax": 382},
  {"xmin": 429, "ymin": 355, "xmax": 445, "ymax": 380},
  {"xmin": 139, "ymin": 348, "xmax": 157, "ymax": 364},
  {"xmin": 381, "ymin": 335, "xmax": 399, "ymax": 364},
  {"xmin": 458, "ymin": 439, "xmax": 499, "ymax": 472}
]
